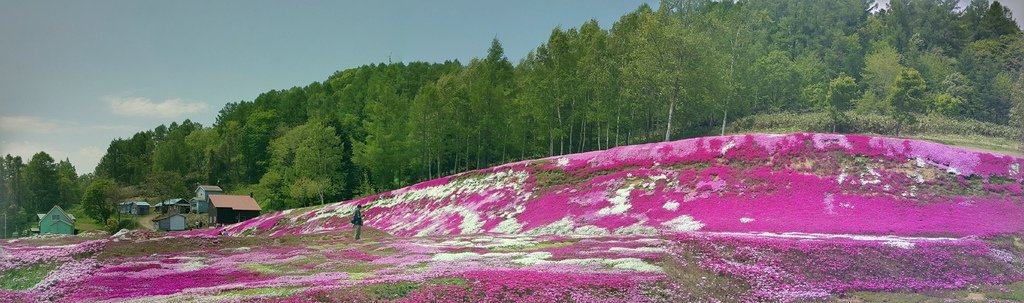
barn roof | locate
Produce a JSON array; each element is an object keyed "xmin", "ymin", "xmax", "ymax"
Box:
[
  {"xmin": 209, "ymin": 195, "xmax": 261, "ymax": 211},
  {"xmin": 37, "ymin": 205, "xmax": 75, "ymax": 225},
  {"xmin": 197, "ymin": 185, "xmax": 224, "ymax": 192}
]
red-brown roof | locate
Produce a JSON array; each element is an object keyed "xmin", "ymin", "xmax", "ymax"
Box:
[{"xmin": 208, "ymin": 195, "xmax": 261, "ymax": 211}]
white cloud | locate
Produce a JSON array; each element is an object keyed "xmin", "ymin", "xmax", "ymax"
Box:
[
  {"xmin": 0, "ymin": 116, "xmax": 60, "ymax": 134},
  {"xmin": 104, "ymin": 96, "xmax": 209, "ymax": 118}
]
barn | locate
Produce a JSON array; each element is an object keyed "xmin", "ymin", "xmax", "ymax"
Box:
[
  {"xmin": 152, "ymin": 213, "xmax": 187, "ymax": 231},
  {"xmin": 208, "ymin": 194, "xmax": 262, "ymax": 224}
]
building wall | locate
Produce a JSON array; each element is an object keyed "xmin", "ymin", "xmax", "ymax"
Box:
[
  {"xmin": 170, "ymin": 216, "xmax": 186, "ymax": 231},
  {"xmin": 40, "ymin": 221, "xmax": 74, "ymax": 235},
  {"xmin": 158, "ymin": 216, "xmax": 187, "ymax": 231}
]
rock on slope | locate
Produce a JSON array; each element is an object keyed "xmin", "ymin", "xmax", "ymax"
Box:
[{"xmin": 226, "ymin": 133, "xmax": 1024, "ymax": 238}]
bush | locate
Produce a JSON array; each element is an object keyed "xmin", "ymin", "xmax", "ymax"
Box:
[
  {"xmin": 727, "ymin": 111, "xmax": 1020, "ymax": 141},
  {"xmin": 105, "ymin": 219, "xmax": 137, "ymax": 234}
]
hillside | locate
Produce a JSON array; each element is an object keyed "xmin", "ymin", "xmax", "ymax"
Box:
[
  {"xmin": 2, "ymin": 133, "xmax": 1024, "ymax": 303},
  {"xmin": 222, "ymin": 133, "xmax": 1024, "ymax": 238}
]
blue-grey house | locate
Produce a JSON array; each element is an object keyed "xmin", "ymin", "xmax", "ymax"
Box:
[{"xmin": 191, "ymin": 185, "xmax": 223, "ymax": 214}]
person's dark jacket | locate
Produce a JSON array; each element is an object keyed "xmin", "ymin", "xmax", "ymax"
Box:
[{"xmin": 351, "ymin": 208, "xmax": 363, "ymax": 226}]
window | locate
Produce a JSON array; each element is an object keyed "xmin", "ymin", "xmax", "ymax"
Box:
[{"xmin": 52, "ymin": 214, "xmax": 58, "ymax": 220}]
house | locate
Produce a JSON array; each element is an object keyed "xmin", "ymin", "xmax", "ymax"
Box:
[
  {"xmin": 152, "ymin": 213, "xmax": 187, "ymax": 231},
  {"xmin": 191, "ymin": 185, "xmax": 223, "ymax": 214},
  {"xmin": 208, "ymin": 194, "xmax": 261, "ymax": 224},
  {"xmin": 156, "ymin": 198, "xmax": 190, "ymax": 214},
  {"xmin": 36, "ymin": 205, "xmax": 76, "ymax": 235},
  {"xmin": 118, "ymin": 202, "xmax": 133, "ymax": 214},
  {"xmin": 129, "ymin": 202, "xmax": 151, "ymax": 215}
]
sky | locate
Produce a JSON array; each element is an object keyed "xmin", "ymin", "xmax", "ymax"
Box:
[
  {"xmin": 0, "ymin": 1, "xmax": 655, "ymax": 173},
  {"xmin": 1, "ymin": 0, "xmax": 1022, "ymax": 174}
]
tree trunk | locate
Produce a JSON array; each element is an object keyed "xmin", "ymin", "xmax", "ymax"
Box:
[
  {"xmin": 721, "ymin": 108, "xmax": 728, "ymax": 136},
  {"xmin": 615, "ymin": 113, "xmax": 620, "ymax": 147},
  {"xmin": 665, "ymin": 100, "xmax": 674, "ymax": 142}
]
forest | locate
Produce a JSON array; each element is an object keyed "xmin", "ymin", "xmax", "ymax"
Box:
[{"xmin": 2, "ymin": 0, "xmax": 1023, "ymax": 236}]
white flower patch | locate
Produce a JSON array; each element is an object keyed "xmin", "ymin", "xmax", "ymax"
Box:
[
  {"xmin": 839, "ymin": 202, "xmax": 854, "ymax": 209},
  {"xmin": 859, "ymin": 168, "xmax": 881, "ymax": 185},
  {"xmin": 614, "ymin": 223, "xmax": 659, "ymax": 235},
  {"xmin": 492, "ymin": 218, "xmax": 523, "ymax": 234},
  {"xmin": 1011, "ymin": 163, "xmax": 1021, "ymax": 176},
  {"xmin": 398, "ymin": 204, "xmax": 484, "ymax": 237},
  {"xmin": 990, "ymin": 248, "xmax": 1018, "ymax": 263},
  {"xmin": 510, "ymin": 251, "xmax": 554, "ymax": 265},
  {"xmin": 556, "ymin": 157, "xmax": 570, "ymax": 167},
  {"xmin": 526, "ymin": 217, "xmax": 576, "ymax": 235},
  {"xmin": 823, "ymin": 193, "xmax": 836, "ymax": 215},
  {"xmin": 598, "ymin": 185, "xmax": 635, "ymax": 215},
  {"xmin": 837, "ymin": 169, "xmax": 848, "ymax": 184},
  {"xmin": 177, "ymin": 257, "xmax": 207, "ymax": 271},
  {"xmin": 373, "ymin": 170, "xmax": 530, "ymax": 210},
  {"xmin": 906, "ymin": 172, "xmax": 926, "ymax": 184},
  {"xmin": 663, "ymin": 201, "xmax": 680, "ymax": 211},
  {"xmin": 609, "ymin": 247, "xmax": 665, "ymax": 253},
  {"xmin": 513, "ymin": 255, "xmax": 662, "ymax": 272},
  {"xmin": 720, "ymin": 140, "xmax": 737, "ymax": 155},
  {"xmin": 574, "ymin": 225, "xmax": 610, "ymax": 236},
  {"xmin": 481, "ymin": 252, "xmax": 527, "ymax": 258},
  {"xmin": 901, "ymin": 185, "xmax": 918, "ymax": 198},
  {"xmin": 432, "ymin": 252, "xmax": 482, "ymax": 262},
  {"xmin": 661, "ymin": 215, "xmax": 704, "ymax": 232},
  {"xmin": 916, "ymin": 157, "xmax": 927, "ymax": 168},
  {"xmin": 883, "ymin": 240, "xmax": 915, "ymax": 249},
  {"xmin": 739, "ymin": 217, "xmax": 754, "ymax": 223},
  {"xmin": 609, "ymin": 258, "xmax": 663, "ymax": 272}
]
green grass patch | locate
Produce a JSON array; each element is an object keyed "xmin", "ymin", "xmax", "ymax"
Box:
[
  {"xmin": 241, "ymin": 263, "xmax": 294, "ymax": 275},
  {"xmin": 0, "ymin": 262, "xmax": 59, "ymax": 290},
  {"xmin": 984, "ymin": 281, "xmax": 1024, "ymax": 301},
  {"xmin": 363, "ymin": 281, "xmax": 421, "ymax": 300},
  {"xmin": 215, "ymin": 286, "xmax": 303, "ymax": 298},
  {"xmin": 843, "ymin": 291, "xmax": 940, "ymax": 302}
]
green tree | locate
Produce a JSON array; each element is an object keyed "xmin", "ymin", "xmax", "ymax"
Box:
[
  {"xmin": 23, "ymin": 152, "xmax": 59, "ymax": 213},
  {"xmin": 824, "ymin": 74, "xmax": 858, "ymax": 132},
  {"xmin": 81, "ymin": 178, "xmax": 120, "ymax": 224},
  {"xmin": 979, "ymin": 1, "xmax": 1021, "ymax": 39},
  {"xmin": 1011, "ymin": 72, "xmax": 1024, "ymax": 150},
  {"xmin": 263, "ymin": 121, "xmax": 344, "ymax": 209},
  {"xmin": 55, "ymin": 159, "xmax": 80, "ymax": 209},
  {"xmin": 888, "ymin": 68, "xmax": 928, "ymax": 135},
  {"xmin": 861, "ymin": 44, "xmax": 904, "ymax": 109}
]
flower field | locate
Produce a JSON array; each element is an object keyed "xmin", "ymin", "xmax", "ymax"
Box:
[{"xmin": 2, "ymin": 133, "xmax": 1024, "ymax": 302}]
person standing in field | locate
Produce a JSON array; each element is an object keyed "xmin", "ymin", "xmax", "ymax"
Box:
[{"xmin": 351, "ymin": 204, "xmax": 364, "ymax": 240}]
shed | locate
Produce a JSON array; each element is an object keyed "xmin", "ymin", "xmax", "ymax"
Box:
[
  {"xmin": 36, "ymin": 205, "xmax": 76, "ymax": 235},
  {"xmin": 118, "ymin": 202, "xmax": 133, "ymax": 214},
  {"xmin": 129, "ymin": 201, "xmax": 150, "ymax": 215},
  {"xmin": 152, "ymin": 213, "xmax": 187, "ymax": 231},
  {"xmin": 208, "ymin": 194, "xmax": 261, "ymax": 224},
  {"xmin": 192, "ymin": 185, "xmax": 223, "ymax": 214},
  {"xmin": 157, "ymin": 198, "xmax": 190, "ymax": 214}
]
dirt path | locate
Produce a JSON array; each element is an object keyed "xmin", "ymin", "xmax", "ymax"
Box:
[{"xmin": 136, "ymin": 213, "xmax": 158, "ymax": 231}]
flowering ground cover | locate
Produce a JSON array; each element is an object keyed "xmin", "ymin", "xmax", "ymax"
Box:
[{"xmin": 2, "ymin": 133, "xmax": 1023, "ymax": 302}]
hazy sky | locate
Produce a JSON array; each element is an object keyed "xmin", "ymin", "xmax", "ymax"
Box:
[
  {"xmin": 0, "ymin": 1, "xmax": 655, "ymax": 173},
  {"xmin": 1, "ymin": 0, "xmax": 1021, "ymax": 174}
]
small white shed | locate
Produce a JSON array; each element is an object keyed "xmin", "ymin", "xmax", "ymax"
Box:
[{"xmin": 153, "ymin": 213, "xmax": 187, "ymax": 231}]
